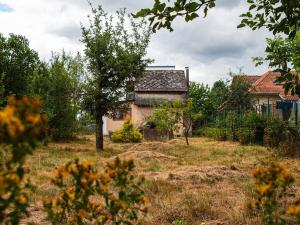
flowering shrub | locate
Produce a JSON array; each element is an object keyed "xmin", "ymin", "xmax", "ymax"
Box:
[
  {"xmin": 0, "ymin": 96, "xmax": 47, "ymax": 163},
  {"xmin": 0, "ymin": 96, "xmax": 47, "ymax": 224},
  {"xmin": 111, "ymin": 117, "xmax": 142, "ymax": 143},
  {"xmin": 287, "ymin": 198, "xmax": 300, "ymax": 223},
  {"xmin": 44, "ymin": 157, "xmax": 147, "ymax": 225},
  {"xmin": 248, "ymin": 162, "xmax": 295, "ymax": 225}
]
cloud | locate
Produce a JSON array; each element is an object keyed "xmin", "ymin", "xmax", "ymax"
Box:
[{"xmin": 0, "ymin": 0, "xmax": 271, "ymax": 86}]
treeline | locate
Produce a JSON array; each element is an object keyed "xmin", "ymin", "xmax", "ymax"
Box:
[
  {"xmin": 189, "ymin": 75, "xmax": 253, "ymax": 128},
  {"xmin": 0, "ymin": 33, "xmax": 85, "ymax": 140}
]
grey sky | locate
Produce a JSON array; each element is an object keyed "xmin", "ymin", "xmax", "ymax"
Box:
[{"xmin": 0, "ymin": 0, "xmax": 271, "ymax": 85}]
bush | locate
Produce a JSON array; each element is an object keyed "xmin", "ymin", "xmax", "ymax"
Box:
[
  {"xmin": 238, "ymin": 127, "xmax": 255, "ymax": 145},
  {"xmin": 111, "ymin": 117, "xmax": 142, "ymax": 143},
  {"xmin": 0, "ymin": 96, "xmax": 47, "ymax": 224},
  {"xmin": 238, "ymin": 112, "xmax": 267, "ymax": 145},
  {"xmin": 264, "ymin": 118, "xmax": 300, "ymax": 155},
  {"xmin": 44, "ymin": 158, "xmax": 147, "ymax": 225},
  {"xmin": 248, "ymin": 162, "xmax": 295, "ymax": 225}
]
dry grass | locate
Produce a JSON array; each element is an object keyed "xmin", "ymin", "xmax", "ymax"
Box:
[{"xmin": 22, "ymin": 135, "xmax": 300, "ymax": 225}]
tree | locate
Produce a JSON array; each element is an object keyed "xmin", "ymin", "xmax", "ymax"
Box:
[
  {"xmin": 0, "ymin": 33, "xmax": 39, "ymax": 103},
  {"xmin": 210, "ymin": 80, "xmax": 229, "ymax": 111},
  {"xmin": 225, "ymin": 75, "xmax": 253, "ymax": 111},
  {"xmin": 81, "ymin": 5, "xmax": 151, "ymax": 150},
  {"xmin": 253, "ymin": 32, "xmax": 300, "ymax": 97},
  {"xmin": 188, "ymin": 81, "xmax": 213, "ymax": 126},
  {"xmin": 239, "ymin": 0, "xmax": 300, "ymax": 39},
  {"xmin": 150, "ymin": 99, "xmax": 200, "ymax": 145},
  {"xmin": 31, "ymin": 52, "xmax": 83, "ymax": 139},
  {"xmin": 134, "ymin": 0, "xmax": 216, "ymax": 32},
  {"xmin": 150, "ymin": 99, "xmax": 182, "ymax": 138},
  {"xmin": 135, "ymin": 0, "xmax": 299, "ymax": 38}
]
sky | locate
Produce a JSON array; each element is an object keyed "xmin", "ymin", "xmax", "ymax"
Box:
[{"xmin": 0, "ymin": 0, "xmax": 272, "ymax": 86}]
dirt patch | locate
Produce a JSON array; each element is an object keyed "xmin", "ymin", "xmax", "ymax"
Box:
[
  {"xmin": 142, "ymin": 165, "xmax": 245, "ymax": 184},
  {"xmin": 113, "ymin": 150, "xmax": 177, "ymax": 161}
]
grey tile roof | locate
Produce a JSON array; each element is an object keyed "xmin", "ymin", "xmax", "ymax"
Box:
[{"xmin": 135, "ymin": 70, "xmax": 188, "ymax": 92}]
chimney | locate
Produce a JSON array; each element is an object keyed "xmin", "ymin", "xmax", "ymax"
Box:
[{"xmin": 185, "ymin": 67, "xmax": 189, "ymax": 90}]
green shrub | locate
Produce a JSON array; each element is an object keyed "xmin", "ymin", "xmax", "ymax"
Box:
[
  {"xmin": 111, "ymin": 117, "xmax": 142, "ymax": 143},
  {"xmin": 238, "ymin": 127, "xmax": 255, "ymax": 145},
  {"xmin": 239, "ymin": 112, "xmax": 267, "ymax": 145},
  {"xmin": 264, "ymin": 118, "xmax": 300, "ymax": 155}
]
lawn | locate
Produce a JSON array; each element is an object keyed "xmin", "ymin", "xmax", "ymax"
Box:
[{"xmin": 24, "ymin": 136, "xmax": 300, "ymax": 225}]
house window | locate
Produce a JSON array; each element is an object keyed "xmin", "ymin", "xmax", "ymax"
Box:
[{"xmin": 113, "ymin": 109, "xmax": 132, "ymax": 121}]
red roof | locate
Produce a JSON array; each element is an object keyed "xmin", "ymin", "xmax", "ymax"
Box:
[
  {"xmin": 243, "ymin": 75, "xmax": 261, "ymax": 85},
  {"xmin": 250, "ymin": 71, "xmax": 299, "ymax": 101}
]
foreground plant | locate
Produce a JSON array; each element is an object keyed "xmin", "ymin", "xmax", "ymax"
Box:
[
  {"xmin": 0, "ymin": 96, "xmax": 47, "ymax": 224},
  {"xmin": 44, "ymin": 158, "xmax": 147, "ymax": 225},
  {"xmin": 248, "ymin": 162, "xmax": 294, "ymax": 225}
]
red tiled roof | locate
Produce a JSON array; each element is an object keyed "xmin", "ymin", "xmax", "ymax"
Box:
[
  {"xmin": 279, "ymin": 95, "xmax": 300, "ymax": 101},
  {"xmin": 243, "ymin": 75, "xmax": 261, "ymax": 85},
  {"xmin": 251, "ymin": 71, "xmax": 299, "ymax": 101}
]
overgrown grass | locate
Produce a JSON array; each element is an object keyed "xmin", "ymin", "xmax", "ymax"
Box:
[{"xmin": 24, "ymin": 135, "xmax": 300, "ymax": 225}]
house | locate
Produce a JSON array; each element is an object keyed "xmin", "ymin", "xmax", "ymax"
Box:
[
  {"xmin": 105, "ymin": 66, "xmax": 189, "ymax": 136},
  {"xmin": 244, "ymin": 71, "xmax": 300, "ymax": 121}
]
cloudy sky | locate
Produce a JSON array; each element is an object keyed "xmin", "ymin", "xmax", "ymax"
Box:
[{"xmin": 0, "ymin": 0, "xmax": 271, "ymax": 85}]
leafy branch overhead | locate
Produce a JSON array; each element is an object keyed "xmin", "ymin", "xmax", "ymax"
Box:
[
  {"xmin": 239, "ymin": 0, "xmax": 300, "ymax": 39},
  {"xmin": 135, "ymin": 0, "xmax": 300, "ymax": 38},
  {"xmin": 134, "ymin": 0, "xmax": 216, "ymax": 32}
]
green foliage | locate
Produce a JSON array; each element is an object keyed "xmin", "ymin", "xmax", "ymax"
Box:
[
  {"xmin": 252, "ymin": 36, "xmax": 294, "ymax": 70},
  {"xmin": 210, "ymin": 80, "xmax": 229, "ymax": 112},
  {"xmin": 264, "ymin": 118, "xmax": 300, "ymax": 155},
  {"xmin": 44, "ymin": 158, "xmax": 147, "ymax": 225},
  {"xmin": 0, "ymin": 33, "xmax": 39, "ymax": 102},
  {"xmin": 0, "ymin": 96, "xmax": 47, "ymax": 224},
  {"xmin": 81, "ymin": 5, "xmax": 151, "ymax": 149},
  {"xmin": 239, "ymin": 0, "xmax": 300, "ymax": 39},
  {"xmin": 111, "ymin": 117, "xmax": 142, "ymax": 143},
  {"xmin": 149, "ymin": 99, "xmax": 183, "ymax": 135},
  {"xmin": 249, "ymin": 162, "xmax": 295, "ymax": 225},
  {"xmin": 31, "ymin": 52, "xmax": 82, "ymax": 140},
  {"xmin": 172, "ymin": 218, "xmax": 185, "ymax": 225},
  {"xmin": 241, "ymin": 112, "xmax": 267, "ymax": 144},
  {"xmin": 225, "ymin": 76, "xmax": 254, "ymax": 111},
  {"xmin": 134, "ymin": 0, "xmax": 216, "ymax": 32}
]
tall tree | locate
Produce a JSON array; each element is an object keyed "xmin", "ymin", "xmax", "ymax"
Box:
[
  {"xmin": 31, "ymin": 52, "xmax": 83, "ymax": 139},
  {"xmin": 0, "ymin": 33, "xmax": 39, "ymax": 102},
  {"xmin": 81, "ymin": 5, "xmax": 151, "ymax": 150}
]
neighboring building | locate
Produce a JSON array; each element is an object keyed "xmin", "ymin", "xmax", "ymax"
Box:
[
  {"xmin": 244, "ymin": 71, "xmax": 300, "ymax": 121},
  {"xmin": 105, "ymin": 66, "xmax": 189, "ymax": 135}
]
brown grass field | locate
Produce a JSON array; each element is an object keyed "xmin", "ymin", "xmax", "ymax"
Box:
[{"xmin": 23, "ymin": 136, "xmax": 300, "ymax": 225}]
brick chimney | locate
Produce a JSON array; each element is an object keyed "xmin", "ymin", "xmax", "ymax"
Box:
[{"xmin": 185, "ymin": 67, "xmax": 189, "ymax": 90}]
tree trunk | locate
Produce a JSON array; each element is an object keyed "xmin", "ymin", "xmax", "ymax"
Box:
[
  {"xmin": 96, "ymin": 115, "xmax": 104, "ymax": 151},
  {"xmin": 184, "ymin": 132, "xmax": 189, "ymax": 146}
]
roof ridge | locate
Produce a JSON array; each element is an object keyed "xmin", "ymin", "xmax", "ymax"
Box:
[{"xmin": 253, "ymin": 71, "xmax": 272, "ymax": 86}]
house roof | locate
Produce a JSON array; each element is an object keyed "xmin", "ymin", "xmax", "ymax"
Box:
[
  {"xmin": 134, "ymin": 70, "xmax": 188, "ymax": 92},
  {"xmin": 243, "ymin": 75, "xmax": 261, "ymax": 85},
  {"xmin": 250, "ymin": 71, "xmax": 299, "ymax": 101}
]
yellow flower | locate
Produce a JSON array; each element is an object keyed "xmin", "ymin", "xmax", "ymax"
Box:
[
  {"xmin": 17, "ymin": 194, "xmax": 27, "ymax": 205},
  {"xmin": 257, "ymin": 183, "xmax": 272, "ymax": 195},
  {"xmin": 287, "ymin": 205, "xmax": 300, "ymax": 215},
  {"xmin": 82, "ymin": 160, "xmax": 92, "ymax": 170},
  {"xmin": 25, "ymin": 114, "xmax": 41, "ymax": 125},
  {"xmin": 78, "ymin": 209, "xmax": 89, "ymax": 219},
  {"xmin": 66, "ymin": 186, "xmax": 75, "ymax": 200}
]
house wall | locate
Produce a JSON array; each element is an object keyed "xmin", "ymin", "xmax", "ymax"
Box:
[
  {"xmin": 106, "ymin": 100, "xmax": 186, "ymax": 136},
  {"xmin": 253, "ymin": 95, "xmax": 281, "ymax": 117}
]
